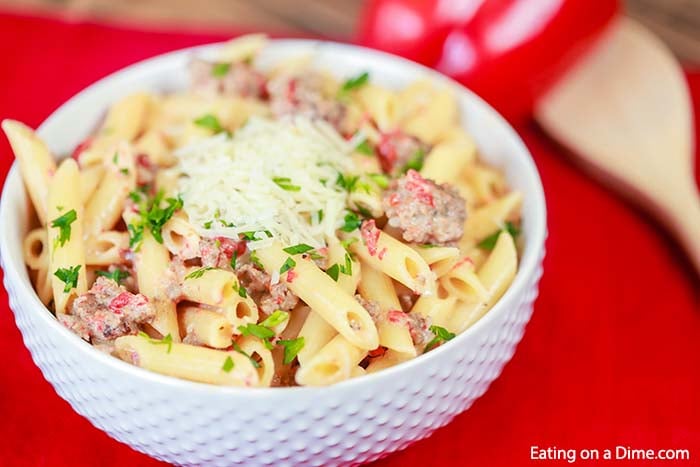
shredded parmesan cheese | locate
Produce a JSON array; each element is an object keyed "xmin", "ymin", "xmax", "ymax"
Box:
[{"xmin": 175, "ymin": 116, "xmax": 355, "ymax": 249}]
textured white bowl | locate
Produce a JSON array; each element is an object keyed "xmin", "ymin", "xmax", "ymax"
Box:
[{"xmin": 0, "ymin": 40, "xmax": 546, "ymax": 466}]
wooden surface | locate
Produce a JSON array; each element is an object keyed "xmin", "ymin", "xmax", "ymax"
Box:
[
  {"xmin": 0, "ymin": 0, "xmax": 698, "ymax": 64},
  {"xmin": 535, "ymin": 18, "xmax": 700, "ymax": 275}
]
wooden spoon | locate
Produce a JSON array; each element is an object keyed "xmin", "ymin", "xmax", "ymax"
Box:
[{"xmin": 535, "ymin": 17, "xmax": 700, "ymax": 276}]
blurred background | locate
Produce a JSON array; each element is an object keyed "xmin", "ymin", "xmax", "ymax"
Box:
[{"xmin": 1, "ymin": 0, "xmax": 698, "ymax": 64}]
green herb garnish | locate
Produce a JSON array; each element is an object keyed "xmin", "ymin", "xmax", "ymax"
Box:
[
  {"xmin": 339, "ymin": 71, "xmax": 369, "ymax": 95},
  {"xmin": 249, "ymin": 251, "xmax": 264, "ymax": 269},
  {"xmin": 340, "ymin": 212, "xmax": 362, "ymax": 232},
  {"xmin": 339, "ymin": 252, "xmax": 353, "ymax": 276},
  {"xmin": 424, "ymin": 325, "xmax": 456, "ymax": 352},
  {"xmin": 272, "ymin": 177, "xmax": 301, "ymax": 192},
  {"xmin": 232, "ymin": 342, "xmax": 261, "ymax": 369},
  {"xmin": 95, "ymin": 269, "xmax": 130, "ymax": 285},
  {"xmin": 477, "ymin": 222, "xmax": 520, "ymax": 251},
  {"xmin": 279, "ymin": 257, "xmax": 296, "ymax": 274},
  {"xmin": 128, "ymin": 190, "xmax": 183, "ymax": 249},
  {"xmin": 50, "ymin": 209, "xmax": 77, "ymax": 250},
  {"xmin": 368, "ymin": 173, "xmax": 389, "ymax": 189},
  {"xmin": 222, "ymin": 355, "xmax": 235, "ymax": 372},
  {"xmin": 336, "ymin": 172, "xmax": 360, "ymax": 192},
  {"xmin": 340, "ymin": 237, "xmax": 358, "ymax": 252},
  {"xmin": 278, "ymin": 337, "xmax": 305, "ymax": 364},
  {"xmin": 194, "ymin": 114, "xmax": 225, "ymax": 133},
  {"xmin": 212, "ymin": 62, "xmax": 231, "ymax": 77},
  {"xmin": 355, "ymin": 138, "xmax": 374, "ymax": 155},
  {"xmin": 127, "ymin": 223, "xmax": 144, "ymax": 250},
  {"xmin": 184, "ymin": 266, "xmax": 214, "ymax": 280},
  {"xmin": 54, "ymin": 265, "xmax": 80, "ymax": 293},
  {"xmin": 325, "ymin": 263, "xmax": 340, "ymax": 281},
  {"xmin": 283, "ymin": 244, "xmax": 315, "ymax": 255},
  {"xmin": 238, "ymin": 323, "xmax": 275, "ymax": 340},
  {"xmin": 138, "ymin": 331, "xmax": 174, "ymax": 354},
  {"xmin": 232, "ymin": 280, "xmax": 248, "ymax": 298},
  {"xmin": 401, "ymin": 148, "xmax": 425, "ymax": 174},
  {"xmin": 260, "ymin": 310, "xmax": 289, "ymax": 328}
]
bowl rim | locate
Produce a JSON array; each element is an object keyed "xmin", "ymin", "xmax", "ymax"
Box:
[{"xmin": 0, "ymin": 37, "xmax": 547, "ymax": 396}]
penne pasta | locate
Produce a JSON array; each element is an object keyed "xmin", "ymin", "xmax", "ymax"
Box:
[
  {"xmin": 256, "ymin": 243, "xmax": 379, "ymax": 350},
  {"xmin": 348, "ymin": 224, "xmax": 436, "ymax": 295},
  {"xmin": 115, "ymin": 335, "xmax": 259, "ymax": 386},
  {"xmin": 135, "ymin": 230, "xmax": 181, "ymax": 341},
  {"xmin": 85, "ymin": 231, "xmax": 129, "ymax": 266},
  {"xmin": 295, "ymin": 334, "xmax": 365, "ymax": 386},
  {"xmin": 449, "ymin": 232, "xmax": 518, "ymax": 333},
  {"xmin": 236, "ymin": 335, "xmax": 275, "ymax": 387},
  {"xmin": 46, "ymin": 159, "xmax": 88, "ymax": 314},
  {"xmin": 296, "ymin": 310, "xmax": 336, "ymax": 365},
  {"xmin": 83, "ymin": 143, "xmax": 137, "ymax": 236},
  {"xmin": 2, "ymin": 120, "xmax": 57, "ymax": 225},
  {"xmin": 179, "ymin": 305, "xmax": 232, "ymax": 349}
]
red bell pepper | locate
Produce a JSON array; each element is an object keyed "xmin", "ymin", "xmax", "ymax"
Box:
[{"xmin": 358, "ymin": 0, "xmax": 620, "ymax": 121}]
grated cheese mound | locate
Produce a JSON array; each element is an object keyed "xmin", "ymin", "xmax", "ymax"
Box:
[{"xmin": 175, "ymin": 116, "xmax": 355, "ymax": 250}]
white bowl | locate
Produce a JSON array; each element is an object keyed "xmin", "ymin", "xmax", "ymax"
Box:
[{"xmin": 0, "ymin": 40, "xmax": 546, "ymax": 466}]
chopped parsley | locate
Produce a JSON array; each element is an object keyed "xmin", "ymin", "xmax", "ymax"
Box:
[
  {"xmin": 339, "ymin": 252, "xmax": 353, "ymax": 276},
  {"xmin": 355, "ymin": 138, "xmax": 374, "ymax": 155},
  {"xmin": 54, "ymin": 265, "xmax": 81, "ymax": 293},
  {"xmin": 222, "ymin": 355, "xmax": 235, "ymax": 373},
  {"xmin": 278, "ymin": 337, "xmax": 305, "ymax": 364},
  {"xmin": 127, "ymin": 223, "xmax": 144, "ymax": 250},
  {"xmin": 400, "ymin": 148, "xmax": 425, "ymax": 174},
  {"xmin": 128, "ymin": 190, "xmax": 183, "ymax": 249},
  {"xmin": 128, "ymin": 191, "xmax": 143, "ymax": 203},
  {"xmin": 50, "ymin": 209, "xmax": 77, "ymax": 250},
  {"xmin": 260, "ymin": 310, "xmax": 289, "ymax": 328},
  {"xmin": 340, "ymin": 212, "xmax": 362, "ymax": 232},
  {"xmin": 232, "ymin": 280, "xmax": 247, "ymax": 298},
  {"xmin": 424, "ymin": 325, "xmax": 456, "ymax": 352},
  {"xmin": 477, "ymin": 222, "xmax": 520, "ymax": 251},
  {"xmin": 95, "ymin": 269, "xmax": 130, "ymax": 285},
  {"xmin": 325, "ymin": 263, "xmax": 340, "ymax": 281},
  {"xmin": 317, "ymin": 210, "xmax": 324, "ymax": 222},
  {"xmin": 238, "ymin": 323, "xmax": 275, "ymax": 349},
  {"xmin": 272, "ymin": 177, "xmax": 301, "ymax": 192},
  {"xmin": 249, "ymin": 251, "xmax": 264, "ymax": 269},
  {"xmin": 240, "ymin": 230, "xmax": 272, "ymax": 241},
  {"xmin": 194, "ymin": 113, "xmax": 225, "ymax": 133},
  {"xmin": 355, "ymin": 204, "xmax": 373, "ymax": 218},
  {"xmin": 138, "ymin": 331, "xmax": 174, "ymax": 354},
  {"xmin": 120, "ymin": 168, "xmax": 130, "ymax": 175},
  {"xmin": 211, "ymin": 62, "xmax": 231, "ymax": 77},
  {"xmin": 230, "ymin": 251, "xmax": 238, "ymax": 270},
  {"xmin": 203, "ymin": 220, "xmax": 213, "ymax": 229},
  {"xmin": 368, "ymin": 173, "xmax": 389, "ymax": 189},
  {"xmin": 339, "ymin": 71, "xmax": 369, "ymax": 95},
  {"xmin": 232, "ymin": 342, "xmax": 261, "ymax": 368},
  {"xmin": 340, "ymin": 237, "xmax": 358, "ymax": 252},
  {"xmin": 336, "ymin": 172, "xmax": 360, "ymax": 192},
  {"xmin": 419, "ymin": 243, "xmax": 439, "ymax": 249},
  {"xmin": 279, "ymin": 257, "xmax": 296, "ymax": 274},
  {"xmin": 184, "ymin": 266, "xmax": 214, "ymax": 280},
  {"xmin": 283, "ymin": 244, "xmax": 315, "ymax": 255}
]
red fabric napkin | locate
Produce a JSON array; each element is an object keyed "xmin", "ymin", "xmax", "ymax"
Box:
[{"xmin": 1, "ymin": 12, "xmax": 698, "ymax": 467}]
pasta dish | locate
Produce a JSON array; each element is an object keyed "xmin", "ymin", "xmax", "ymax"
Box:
[{"xmin": 2, "ymin": 35, "xmax": 522, "ymax": 387}]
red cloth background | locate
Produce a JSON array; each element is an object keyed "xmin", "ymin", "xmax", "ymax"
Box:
[{"xmin": 0, "ymin": 12, "xmax": 698, "ymax": 467}]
